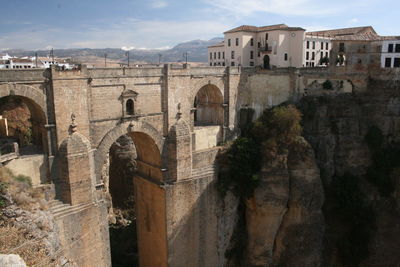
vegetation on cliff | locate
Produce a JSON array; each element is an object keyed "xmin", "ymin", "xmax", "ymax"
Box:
[
  {"xmin": 217, "ymin": 105, "xmax": 303, "ymax": 199},
  {"xmin": 0, "ymin": 167, "xmax": 56, "ymax": 266}
]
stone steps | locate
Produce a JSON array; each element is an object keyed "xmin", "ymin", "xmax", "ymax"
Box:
[
  {"xmin": 49, "ymin": 200, "xmax": 92, "ymax": 219},
  {"xmin": 52, "ymin": 203, "xmax": 92, "ymax": 219},
  {"xmin": 191, "ymin": 165, "xmax": 216, "ymax": 179}
]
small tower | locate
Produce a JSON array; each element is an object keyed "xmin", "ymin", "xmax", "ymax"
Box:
[{"xmin": 57, "ymin": 114, "xmax": 94, "ymax": 205}]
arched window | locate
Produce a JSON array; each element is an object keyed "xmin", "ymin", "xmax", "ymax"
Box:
[{"xmin": 126, "ymin": 99, "xmax": 134, "ymax": 115}]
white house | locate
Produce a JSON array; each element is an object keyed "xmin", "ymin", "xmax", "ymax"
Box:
[{"xmin": 381, "ymin": 38, "xmax": 400, "ymax": 68}]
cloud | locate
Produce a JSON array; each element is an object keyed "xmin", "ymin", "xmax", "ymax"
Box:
[
  {"xmin": 150, "ymin": 0, "xmax": 168, "ymax": 8},
  {"xmin": 0, "ymin": 19, "xmax": 231, "ymax": 50},
  {"xmin": 348, "ymin": 18, "xmax": 359, "ymax": 24},
  {"xmin": 203, "ymin": 0, "xmax": 374, "ymax": 17}
]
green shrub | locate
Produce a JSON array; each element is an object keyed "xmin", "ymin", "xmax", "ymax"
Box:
[
  {"xmin": 217, "ymin": 105, "xmax": 303, "ymax": 199},
  {"xmin": 15, "ymin": 174, "xmax": 32, "ymax": 187},
  {"xmin": 322, "ymin": 79, "xmax": 333, "ymax": 90},
  {"xmin": 217, "ymin": 137, "xmax": 261, "ymax": 198}
]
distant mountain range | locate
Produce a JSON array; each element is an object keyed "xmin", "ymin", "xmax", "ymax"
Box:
[{"xmin": 1, "ymin": 38, "xmax": 224, "ymax": 64}]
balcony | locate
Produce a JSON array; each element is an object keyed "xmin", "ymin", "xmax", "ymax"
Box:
[{"xmin": 258, "ymin": 44, "xmax": 273, "ymax": 53}]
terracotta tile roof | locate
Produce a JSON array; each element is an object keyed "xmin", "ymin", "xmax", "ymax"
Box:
[
  {"xmin": 11, "ymin": 58, "xmax": 33, "ymax": 63},
  {"xmin": 306, "ymin": 26, "xmax": 376, "ymax": 37},
  {"xmin": 224, "ymin": 24, "xmax": 305, "ymax": 34},
  {"xmin": 333, "ymin": 33, "xmax": 400, "ymax": 41},
  {"xmin": 208, "ymin": 41, "xmax": 225, "ymax": 48}
]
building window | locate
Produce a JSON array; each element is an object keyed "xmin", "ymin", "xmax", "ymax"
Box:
[
  {"xmin": 284, "ymin": 53, "xmax": 288, "ymax": 61},
  {"xmin": 396, "ymin": 44, "xmax": 400, "ymax": 53},
  {"xmin": 385, "ymin": 57, "xmax": 392, "ymax": 68},
  {"xmin": 258, "ymin": 42, "xmax": 261, "ymax": 48},
  {"xmin": 231, "ymin": 62, "xmax": 235, "ymax": 66},
  {"xmin": 250, "ymin": 51, "xmax": 254, "ymax": 59},
  {"xmin": 306, "ymin": 62, "xmax": 309, "ymax": 67},
  {"xmin": 250, "ymin": 38, "xmax": 254, "ymax": 46},
  {"xmin": 394, "ymin": 58, "xmax": 400, "ymax": 68},
  {"xmin": 223, "ymin": 52, "xmax": 225, "ymax": 59},
  {"xmin": 228, "ymin": 39, "xmax": 231, "ymax": 46},
  {"xmin": 218, "ymin": 52, "xmax": 221, "ymax": 59},
  {"xmin": 306, "ymin": 52, "xmax": 309, "ymax": 60},
  {"xmin": 320, "ymin": 52, "xmax": 323, "ymax": 59},
  {"xmin": 326, "ymin": 42, "xmax": 329, "ymax": 50},
  {"xmin": 265, "ymin": 33, "xmax": 268, "ymax": 40},
  {"xmin": 312, "ymin": 41, "xmax": 315, "ymax": 49},
  {"xmin": 250, "ymin": 61, "xmax": 254, "ymax": 66},
  {"xmin": 257, "ymin": 51, "xmax": 260, "ymax": 57},
  {"xmin": 222, "ymin": 62, "xmax": 225, "ymax": 66},
  {"xmin": 210, "ymin": 62, "xmax": 212, "ymax": 66},
  {"xmin": 311, "ymin": 62, "xmax": 315, "ymax": 67},
  {"xmin": 236, "ymin": 38, "xmax": 239, "ymax": 46},
  {"xmin": 321, "ymin": 42, "xmax": 324, "ymax": 50},
  {"xmin": 126, "ymin": 99, "xmax": 134, "ymax": 115},
  {"xmin": 312, "ymin": 52, "xmax": 315, "ymax": 60},
  {"xmin": 388, "ymin": 44, "xmax": 394, "ymax": 52},
  {"xmin": 326, "ymin": 52, "xmax": 329, "ymax": 57},
  {"xmin": 231, "ymin": 51, "xmax": 235, "ymax": 59},
  {"xmin": 307, "ymin": 41, "xmax": 310, "ymax": 49},
  {"xmin": 339, "ymin": 43, "xmax": 345, "ymax": 52},
  {"xmin": 214, "ymin": 63, "xmax": 217, "ymax": 66},
  {"xmin": 210, "ymin": 53, "xmax": 212, "ymax": 60}
]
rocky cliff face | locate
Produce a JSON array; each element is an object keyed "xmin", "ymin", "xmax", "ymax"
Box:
[
  {"xmin": 300, "ymin": 79, "xmax": 400, "ymax": 266},
  {"xmin": 224, "ymin": 79, "xmax": 400, "ymax": 266},
  {"xmin": 245, "ymin": 138, "xmax": 324, "ymax": 267}
]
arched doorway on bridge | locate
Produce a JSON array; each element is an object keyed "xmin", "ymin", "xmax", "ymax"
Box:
[
  {"xmin": 192, "ymin": 84, "xmax": 224, "ymax": 150},
  {"xmin": 0, "ymin": 95, "xmax": 47, "ymax": 155},
  {"xmin": 263, "ymin": 55, "xmax": 270, "ymax": 69},
  {"xmin": 193, "ymin": 84, "xmax": 224, "ymax": 126},
  {"xmin": 106, "ymin": 131, "xmax": 166, "ymax": 267}
]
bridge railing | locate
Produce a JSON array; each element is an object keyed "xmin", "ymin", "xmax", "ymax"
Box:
[{"xmin": 0, "ymin": 141, "xmax": 19, "ymax": 163}]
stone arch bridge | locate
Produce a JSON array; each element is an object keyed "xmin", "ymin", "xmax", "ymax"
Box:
[{"xmin": 0, "ymin": 64, "xmax": 366, "ymax": 266}]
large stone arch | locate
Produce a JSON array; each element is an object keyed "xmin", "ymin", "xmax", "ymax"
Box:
[
  {"xmin": 95, "ymin": 120, "xmax": 164, "ymax": 184},
  {"xmin": 0, "ymin": 83, "xmax": 47, "ymax": 118},
  {"xmin": 0, "ymin": 83, "xmax": 48, "ymax": 153}
]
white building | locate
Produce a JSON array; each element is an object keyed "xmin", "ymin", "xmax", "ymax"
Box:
[
  {"xmin": 208, "ymin": 24, "xmax": 306, "ymax": 68},
  {"xmin": 304, "ymin": 26, "xmax": 376, "ymax": 67},
  {"xmin": 0, "ymin": 58, "xmax": 35, "ymax": 69},
  {"xmin": 209, "ymin": 24, "xmax": 380, "ymax": 68},
  {"xmin": 304, "ymin": 35, "xmax": 332, "ymax": 67},
  {"xmin": 381, "ymin": 38, "xmax": 400, "ymax": 68},
  {"xmin": 208, "ymin": 42, "xmax": 225, "ymax": 66}
]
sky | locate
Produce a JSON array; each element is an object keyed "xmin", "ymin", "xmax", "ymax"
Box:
[{"xmin": 0, "ymin": 0, "xmax": 398, "ymax": 50}]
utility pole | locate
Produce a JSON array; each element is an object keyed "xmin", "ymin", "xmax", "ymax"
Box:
[
  {"xmin": 104, "ymin": 53, "xmax": 107, "ymax": 67},
  {"xmin": 35, "ymin": 52, "xmax": 38, "ymax": 68},
  {"xmin": 183, "ymin": 52, "xmax": 188, "ymax": 64},
  {"xmin": 50, "ymin": 48, "xmax": 54, "ymax": 62},
  {"xmin": 127, "ymin": 51, "xmax": 130, "ymax": 67}
]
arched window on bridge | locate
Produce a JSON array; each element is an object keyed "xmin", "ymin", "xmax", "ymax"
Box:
[
  {"xmin": 126, "ymin": 99, "xmax": 134, "ymax": 115},
  {"xmin": 0, "ymin": 95, "xmax": 47, "ymax": 155},
  {"xmin": 193, "ymin": 84, "xmax": 224, "ymax": 126}
]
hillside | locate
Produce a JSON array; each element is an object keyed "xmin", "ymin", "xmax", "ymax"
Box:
[{"xmin": 2, "ymin": 38, "xmax": 223, "ymax": 65}]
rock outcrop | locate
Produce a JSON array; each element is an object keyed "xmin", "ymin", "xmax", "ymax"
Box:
[
  {"xmin": 300, "ymin": 79, "xmax": 400, "ymax": 266},
  {"xmin": 245, "ymin": 138, "xmax": 324, "ymax": 267}
]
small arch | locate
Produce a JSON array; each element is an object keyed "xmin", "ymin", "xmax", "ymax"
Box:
[
  {"xmin": 126, "ymin": 99, "xmax": 134, "ymax": 115},
  {"xmin": 263, "ymin": 55, "xmax": 270, "ymax": 69},
  {"xmin": 193, "ymin": 84, "xmax": 224, "ymax": 126}
]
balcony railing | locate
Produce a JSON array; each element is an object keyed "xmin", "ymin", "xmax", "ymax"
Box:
[{"xmin": 258, "ymin": 44, "xmax": 273, "ymax": 53}]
